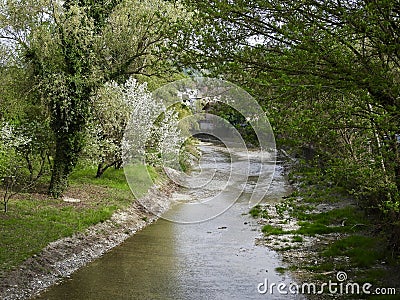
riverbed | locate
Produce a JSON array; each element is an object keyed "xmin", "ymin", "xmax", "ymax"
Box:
[{"xmin": 35, "ymin": 144, "xmax": 301, "ymax": 300}]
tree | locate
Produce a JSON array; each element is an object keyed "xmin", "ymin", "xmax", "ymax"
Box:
[
  {"xmin": 181, "ymin": 0, "xmax": 400, "ymax": 244},
  {"xmin": 85, "ymin": 82, "xmax": 127, "ymax": 178},
  {"xmin": 181, "ymin": 1, "xmax": 399, "ymax": 180},
  {"xmin": 1, "ymin": 0, "xmax": 188, "ymax": 197}
]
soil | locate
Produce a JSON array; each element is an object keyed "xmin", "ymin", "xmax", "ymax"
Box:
[{"xmin": 0, "ymin": 183, "xmax": 177, "ymax": 300}]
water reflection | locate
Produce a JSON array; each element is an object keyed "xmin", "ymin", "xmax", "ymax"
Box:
[{"xmin": 36, "ymin": 145, "xmax": 301, "ymax": 300}]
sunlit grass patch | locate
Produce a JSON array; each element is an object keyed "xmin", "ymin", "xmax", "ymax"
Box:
[
  {"xmin": 0, "ymin": 198, "xmax": 117, "ymax": 273},
  {"xmin": 70, "ymin": 166, "xmax": 130, "ymax": 191},
  {"xmin": 0, "ymin": 162, "xmax": 159, "ymax": 275}
]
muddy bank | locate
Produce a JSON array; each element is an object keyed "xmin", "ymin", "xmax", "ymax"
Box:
[{"xmin": 0, "ymin": 183, "xmax": 176, "ymax": 300}]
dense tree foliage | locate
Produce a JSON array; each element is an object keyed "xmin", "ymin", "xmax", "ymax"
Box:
[
  {"xmin": 1, "ymin": 0, "xmax": 399, "ymax": 248},
  {"xmin": 0, "ymin": 0, "xmax": 188, "ymax": 197},
  {"xmin": 180, "ymin": 0, "xmax": 400, "ymax": 246}
]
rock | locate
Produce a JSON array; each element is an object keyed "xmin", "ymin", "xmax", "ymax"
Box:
[{"xmin": 63, "ymin": 197, "xmax": 81, "ymax": 203}]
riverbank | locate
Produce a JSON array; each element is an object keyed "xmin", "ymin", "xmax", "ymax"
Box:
[
  {"xmin": 0, "ymin": 168, "xmax": 176, "ymax": 300},
  {"xmin": 251, "ymin": 155, "xmax": 400, "ymax": 299},
  {"xmin": 30, "ymin": 143, "xmax": 299, "ymax": 300}
]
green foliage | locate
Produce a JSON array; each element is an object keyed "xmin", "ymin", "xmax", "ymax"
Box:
[
  {"xmin": 182, "ymin": 0, "xmax": 400, "ymax": 247},
  {"xmin": 261, "ymin": 224, "xmax": 285, "ymax": 235},
  {"xmin": 208, "ymin": 102, "xmax": 259, "ymax": 146},
  {"xmin": 323, "ymin": 235, "xmax": 387, "ymax": 268},
  {"xmin": 0, "ymin": 199, "xmax": 117, "ymax": 272},
  {"xmin": 1, "ymin": 0, "xmax": 189, "ymax": 197},
  {"xmin": 249, "ymin": 205, "xmax": 269, "ymax": 218}
]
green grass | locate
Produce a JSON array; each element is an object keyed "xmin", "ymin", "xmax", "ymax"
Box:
[
  {"xmin": 0, "ymin": 199, "xmax": 117, "ymax": 272},
  {"xmin": 294, "ymin": 207, "xmax": 368, "ymax": 236},
  {"xmin": 275, "ymin": 167, "xmax": 400, "ymax": 295},
  {"xmin": 70, "ymin": 166, "xmax": 130, "ymax": 190},
  {"xmin": 275, "ymin": 267, "xmax": 286, "ymax": 274},
  {"xmin": 323, "ymin": 235, "xmax": 387, "ymax": 267},
  {"xmin": 123, "ymin": 164, "xmax": 162, "ymax": 198},
  {"xmin": 299, "ymin": 206, "xmax": 365, "ymax": 225},
  {"xmin": 0, "ymin": 163, "xmax": 155, "ymax": 275},
  {"xmin": 249, "ymin": 205, "xmax": 261, "ymax": 217},
  {"xmin": 260, "ymin": 206, "xmax": 367, "ymax": 237},
  {"xmin": 292, "ymin": 235, "xmax": 303, "ymax": 242},
  {"xmin": 261, "ymin": 224, "xmax": 286, "ymax": 235},
  {"xmin": 295, "ymin": 222, "xmax": 343, "ymax": 235},
  {"xmin": 249, "ymin": 205, "xmax": 269, "ymax": 218}
]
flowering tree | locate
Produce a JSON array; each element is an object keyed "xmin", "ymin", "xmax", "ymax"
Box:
[
  {"xmin": 88, "ymin": 77, "xmax": 185, "ymax": 177},
  {"xmin": 124, "ymin": 78, "xmax": 185, "ymax": 168},
  {"xmin": 0, "ymin": 0, "xmax": 189, "ymax": 197},
  {"xmin": 0, "ymin": 121, "xmax": 53, "ymax": 212},
  {"xmin": 153, "ymin": 109, "xmax": 185, "ymax": 169},
  {"xmin": 85, "ymin": 82, "xmax": 127, "ymax": 177}
]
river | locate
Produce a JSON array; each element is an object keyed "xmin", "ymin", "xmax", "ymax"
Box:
[{"xmin": 35, "ymin": 144, "xmax": 301, "ymax": 300}]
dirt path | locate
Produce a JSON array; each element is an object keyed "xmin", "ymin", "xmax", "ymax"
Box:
[{"xmin": 0, "ymin": 183, "xmax": 176, "ymax": 300}]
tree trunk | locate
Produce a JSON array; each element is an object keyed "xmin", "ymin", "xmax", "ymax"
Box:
[
  {"xmin": 96, "ymin": 160, "xmax": 119, "ymax": 178},
  {"xmin": 96, "ymin": 162, "xmax": 105, "ymax": 178},
  {"xmin": 49, "ymin": 132, "xmax": 83, "ymax": 198},
  {"xmin": 49, "ymin": 159, "xmax": 69, "ymax": 199}
]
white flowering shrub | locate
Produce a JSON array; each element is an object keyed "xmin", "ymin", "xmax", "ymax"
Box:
[
  {"xmin": 0, "ymin": 123, "xmax": 32, "ymax": 150},
  {"xmin": 154, "ymin": 109, "xmax": 185, "ymax": 168},
  {"xmin": 122, "ymin": 78, "xmax": 163, "ymax": 164},
  {"xmin": 83, "ymin": 82, "xmax": 128, "ymax": 177},
  {"xmin": 123, "ymin": 77, "xmax": 185, "ymax": 168},
  {"xmin": 88, "ymin": 77, "xmax": 185, "ymax": 176},
  {"xmin": 0, "ymin": 121, "xmax": 53, "ymax": 212},
  {"xmin": 0, "ymin": 121, "xmax": 52, "ymax": 180}
]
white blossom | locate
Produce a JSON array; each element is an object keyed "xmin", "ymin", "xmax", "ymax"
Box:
[{"xmin": 0, "ymin": 122, "xmax": 32, "ymax": 149}]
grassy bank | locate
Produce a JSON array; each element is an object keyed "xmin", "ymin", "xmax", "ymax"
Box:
[
  {"xmin": 0, "ymin": 165, "xmax": 154, "ymax": 276},
  {"xmin": 251, "ymin": 166, "xmax": 400, "ymax": 299}
]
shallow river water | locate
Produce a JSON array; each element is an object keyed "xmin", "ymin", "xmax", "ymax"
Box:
[{"xmin": 36, "ymin": 144, "xmax": 302, "ymax": 300}]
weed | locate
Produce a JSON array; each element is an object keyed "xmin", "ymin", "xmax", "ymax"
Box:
[
  {"xmin": 275, "ymin": 267, "xmax": 286, "ymax": 274},
  {"xmin": 249, "ymin": 205, "xmax": 261, "ymax": 218},
  {"xmin": 249, "ymin": 205, "xmax": 269, "ymax": 219},
  {"xmin": 323, "ymin": 235, "xmax": 387, "ymax": 267},
  {"xmin": 261, "ymin": 225, "xmax": 286, "ymax": 235},
  {"xmin": 292, "ymin": 235, "xmax": 303, "ymax": 242}
]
